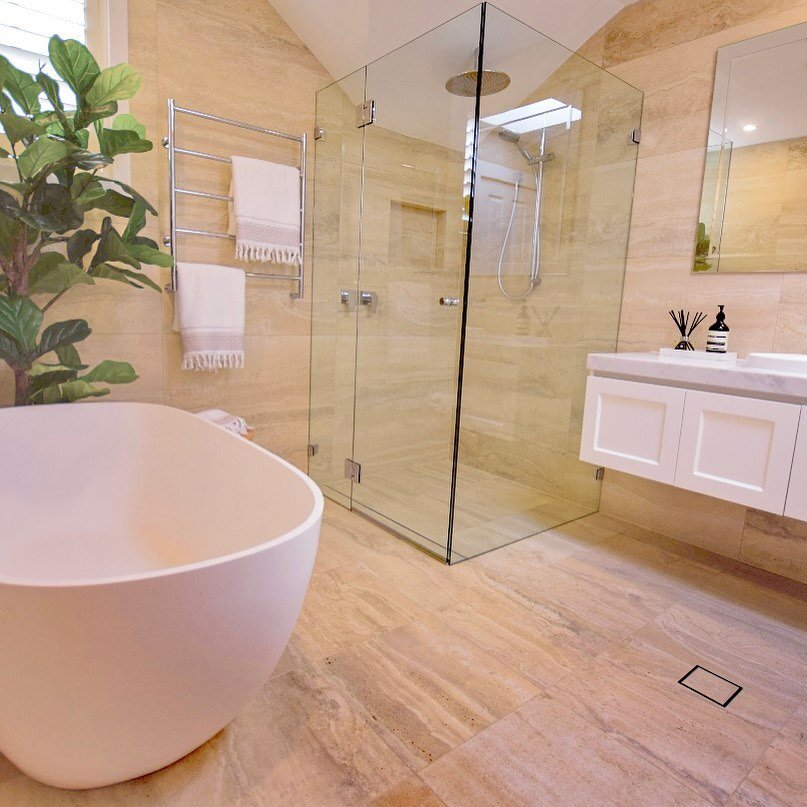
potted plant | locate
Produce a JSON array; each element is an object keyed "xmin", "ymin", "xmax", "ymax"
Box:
[{"xmin": 0, "ymin": 35, "xmax": 169, "ymax": 406}]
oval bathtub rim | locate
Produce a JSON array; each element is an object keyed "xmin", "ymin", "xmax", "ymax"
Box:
[{"xmin": 0, "ymin": 403, "xmax": 325, "ymax": 590}]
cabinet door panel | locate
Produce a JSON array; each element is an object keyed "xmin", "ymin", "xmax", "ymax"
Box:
[
  {"xmin": 580, "ymin": 376, "xmax": 685, "ymax": 484},
  {"xmin": 675, "ymin": 390, "xmax": 799, "ymax": 514},
  {"xmin": 785, "ymin": 408, "xmax": 807, "ymax": 521}
]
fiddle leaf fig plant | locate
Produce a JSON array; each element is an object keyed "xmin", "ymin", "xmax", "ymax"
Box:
[{"xmin": 0, "ymin": 35, "xmax": 170, "ymax": 406}]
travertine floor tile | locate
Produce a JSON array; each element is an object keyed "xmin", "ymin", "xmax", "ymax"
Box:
[
  {"xmin": 289, "ymin": 565, "xmax": 431, "ymax": 662},
  {"xmin": 150, "ymin": 666, "xmax": 412, "ymax": 807},
  {"xmin": 437, "ymin": 584, "xmax": 614, "ymax": 689},
  {"xmin": 421, "ymin": 692, "xmax": 706, "ymax": 807},
  {"xmin": 320, "ymin": 615, "xmax": 540, "ymax": 770},
  {"xmin": 727, "ymin": 732, "xmax": 807, "ymax": 807},
  {"xmin": 548, "ymin": 633, "xmax": 789, "ymax": 804},
  {"xmin": 370, "ymin": 775, "xmax": 446, "ymax": 806}
]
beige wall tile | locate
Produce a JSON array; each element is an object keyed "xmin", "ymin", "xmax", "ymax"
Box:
[
  {"xmin": 740, "ymin": 510, "xmax": 807, "ymax": 584},
  {"xmin": 600, "ymin": 470, "xmax": 747, "ymax": 557}
]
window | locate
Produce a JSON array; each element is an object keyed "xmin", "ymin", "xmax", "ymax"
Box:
[{"xmin": 0, "ymin": 1, "xmax": 88, "ymax": 107}]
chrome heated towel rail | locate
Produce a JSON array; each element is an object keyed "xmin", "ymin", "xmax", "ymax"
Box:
[{"xmin": 163, "ymin": 98, "xmax": 307, "ymax": 299}]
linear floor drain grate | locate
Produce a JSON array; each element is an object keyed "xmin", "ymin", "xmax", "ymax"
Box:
[{"xmin": 678, "ymin": 665, "xmax": 743, "ymax": 707}]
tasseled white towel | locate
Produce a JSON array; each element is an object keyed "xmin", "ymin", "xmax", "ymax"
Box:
[
  {"xmin": 228, "ymin": 155, "xmax": 301, "ymax": 265},
  {"xmin": 195, "ymin": 408, "xmax": 251, "ymax": 436},
  {"xmin": 172, "ymin": 263, "xmax": 246, "ymax": 371}
]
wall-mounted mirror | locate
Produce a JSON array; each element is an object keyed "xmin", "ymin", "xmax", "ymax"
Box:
[{"xmin": 695, "ymin": 23, "xmax": 807, "ymax": 273}]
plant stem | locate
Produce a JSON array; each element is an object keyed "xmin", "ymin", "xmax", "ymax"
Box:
[{"xmin": 13, "ymin": 368, "xmax": 31, "ymax": 405}]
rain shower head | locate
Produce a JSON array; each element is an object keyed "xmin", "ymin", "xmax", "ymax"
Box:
[{"xmin": 444, "ymin": 69, "xmax": 511, "ymax": 97}]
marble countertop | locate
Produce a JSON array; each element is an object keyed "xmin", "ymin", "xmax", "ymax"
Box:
[{"xmin": 588, "ymin": 352, "xmax": 807, "ymax": 404}]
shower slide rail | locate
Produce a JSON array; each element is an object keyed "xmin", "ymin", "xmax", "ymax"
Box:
[{"xmin": 163, "ymin": 98, "xmax": 307, "ymax": 299}]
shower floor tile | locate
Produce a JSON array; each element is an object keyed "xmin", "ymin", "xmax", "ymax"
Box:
[
  {"xmin": 354, "ymin": 459, "xmax": 593, "ymax": 560},
  {"xmin": 2, "ymin": 506, "xmax": 805, "ymax": 807}
]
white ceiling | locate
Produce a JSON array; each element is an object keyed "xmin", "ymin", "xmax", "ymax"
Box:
[{"xmin": 271, "ymin": 0, "xmax": 637, "ymax": 82}]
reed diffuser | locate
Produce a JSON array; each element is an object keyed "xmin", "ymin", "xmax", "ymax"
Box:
[{"xmin": 669, "ymin": 309, "xmax": 707, "ymax": 351}]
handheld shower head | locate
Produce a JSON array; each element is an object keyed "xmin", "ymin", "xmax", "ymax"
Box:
[{"xmin": 497, "ymin": 128, "xmax": 521, "ymax": 143}]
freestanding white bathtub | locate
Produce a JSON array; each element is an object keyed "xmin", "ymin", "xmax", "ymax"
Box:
[{"xmin": 0, "ymin": 402, "xmax": 323, "ymax": 789}]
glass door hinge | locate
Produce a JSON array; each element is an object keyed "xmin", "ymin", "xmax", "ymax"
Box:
[
  {"xmin": 308, "ymin": 443, "xmax": 319, "ymax": 457},
  {"xmin": 314, "ymin": 126, "xmax": 326, "ymax": 140},
  {"xmin": 631, "ymin": 128, "xmax": 641, "ymax": 144},
  {"xmin": 344, "ymin": 458, "xmax": 362, "ymax": 483},
  {"xmin": 356, "ymin": 100, "xmax": 376, "ymax": 128}
]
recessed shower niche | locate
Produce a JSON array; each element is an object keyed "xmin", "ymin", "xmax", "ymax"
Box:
[{"xmin": 309, "ymin": 2, "xmax": 642, "ymax": 562}]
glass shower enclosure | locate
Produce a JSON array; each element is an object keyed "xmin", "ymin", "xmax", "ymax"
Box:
[{"xmin": 309, "ymin": 3, "xmax": 642, "ymax": 563}]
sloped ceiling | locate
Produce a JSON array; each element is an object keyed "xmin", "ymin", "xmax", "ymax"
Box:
[{"xmin": 270, "ymin": 0, "xmax": 637, "ymax": 82}]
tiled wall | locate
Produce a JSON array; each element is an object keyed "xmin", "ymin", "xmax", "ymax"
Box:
[
  {"xmin": 0, "ymin": 0, "xmax": 332, "ymax": 472},
  {"xmin": 580, "ymin": 0, "xmax": 807, "ymax": 582}
]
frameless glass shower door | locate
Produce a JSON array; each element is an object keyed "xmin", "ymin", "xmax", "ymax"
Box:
[
  {"xmin": 309, "ymin": 3, "xmax": 642, "ymax": 562},
  {"xmin": 349, "ymin": 10, "xmax": 481, "ymax": 555}
]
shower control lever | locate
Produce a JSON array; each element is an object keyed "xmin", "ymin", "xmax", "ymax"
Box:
[
  {"xmin": 439, "ymin": 297, "xmax": 460, "ymax": 307},
  {"xmin": 359, "ymin": 290, "xmax": 378, "ymax": 312},
  {"xmin": 340, "ymin": 289, "xmax": 357, "ymax": 311}
]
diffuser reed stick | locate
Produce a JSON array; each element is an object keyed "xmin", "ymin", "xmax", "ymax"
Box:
[{"xmin": 669, "ymin": 309, "xmax": 707, "ymax": 350}]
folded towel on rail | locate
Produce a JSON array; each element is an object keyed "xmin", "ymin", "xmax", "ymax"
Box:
[
  {"xmin": 227, "ymin": 155, "xmax": 301, "ymax": 265},
  {"xmin": 172, "ymin": 263, "xmax": 246, "ymax": 371}
]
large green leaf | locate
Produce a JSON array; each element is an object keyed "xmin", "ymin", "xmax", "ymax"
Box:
[
  {"xmin": 68, "ymin": 149, "xmax": 112, "ymax": 171},
  {"xmin": 17, "ymin": 138, "xmax": 74, "ymax": 179},
  {"xmin": 100, "ymin": 178, "xmax": 156, "ymax": 215},
  {"xmin": 35, "ymin": 318, "xmax": 91, "ymax": 358},
  {"xmin": 98, "ymin": 127, "xmax": 152, "ymax": 157},
  {"xmin": 122, "ymin": 201, "xmax": 147, "ymax": 242},
  {"xmin": 112, "ymin": 113, "xmax": 146, "ymax": 139},
  {"xmin": 82, "ymin": 360, "xmax": 137, "ymax": 384},
  {"xmin": 31, "ymin": 378, "xmax": 110, "ymax": 404},
  {"xmin": 0, "ymin": 209, "xmax": 22, "ymax": 256},
  {"xmin": 71, "ymin": 172, "xmax": 105, "ymax": 204},
  {"xmin": 67, "ymin": 228, "xmax": 100, "ymax": 265},
  {"xmin": 29, "ymin": 259, "xmax": 94, "ymax": 295},
  {"xmin": 90, "ymin": 224, "xmax": 140, "ymax": 269},
  {"xmin": 0, "ymin": 296, "xmax": 42, "ymax": 353},
  {"xmin": 0, "ymin": 56, "xmax": 41, "ymax": 114},
  {"xmin": 85, "ymin": 64, "xmax": 141, "ymax": 107},
  {"xmin": 48, "ymin": 37, "xmax": 100, "ymax": 97},
  {"xmin": 0, "ymin": 112, "xmax": 45, "ymax": 144},
  {"xmin": 88, "ymin": 261, "xmax": 142, "ymax": 286},
  {"xmin": 55, "ymin": 342, "xmax": 86, "ymax": 369},
  {"xmin": 126, "ymin": 242, "xmax": 173, "ymax": 268},
  {"xmin": 29, "ymin": 183, "xmax": 84, "ymax": 233},
  {"xmin": 0, "ymin": 330, "xmax": 24, "ymax": 366},
  {"xmin": 75, "ymin": 100, "xmax": 117, "ymax": 130},
  {"xmin": 107, "ymin": 265, "xmax": 162, "ymax": 292},
  {"xmin": 93, "ymin": 189, "xmax": 135, "ymax": 217},
  {"xmin": 28, "ymin": 368, "xmax": 78, "ymax": 396}
]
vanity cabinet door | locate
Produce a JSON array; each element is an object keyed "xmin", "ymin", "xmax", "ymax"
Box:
[
  {"xmin": 580, "ymin": 376, "xmax": 685, "ymax": 484},
  {"xmin": 675, "ymin": 391, "xmax": 800, "ymax": 514},
  {"xmin": 785, "ymin": 408, "xmax": 807, "ymax": 521}
]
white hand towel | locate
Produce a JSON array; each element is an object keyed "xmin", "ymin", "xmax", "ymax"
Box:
[
  {"xmin": 228, "ymin": 156, "xmax": 301, "ymax": 265},
  {"xmin": 172, "ymin": 263, "xmax": 245, "ymax": 371},
  {"xmin": 195, "ymin": 408, "xmax": 251, "ymax": 435}
]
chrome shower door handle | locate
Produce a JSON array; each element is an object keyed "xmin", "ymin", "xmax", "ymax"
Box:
[
  {"xmin": 439, "ymin": 297, "xmax": 460, "ymax": 307},
  {"xmin": 359, "ymin": 290, "xmax": 378, "ymax": 312},
  {"xmin": 340, "ymin": 289, "xmax": 357, "ymax": 311}
]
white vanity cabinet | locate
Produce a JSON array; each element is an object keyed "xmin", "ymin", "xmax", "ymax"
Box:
[
  {"xmin": 580, "ymin": 356, "xmax": 807, "ymax": 519},
  {"xmin": 580, "ymin": 376, "xmax": 684, "ymax": 484},
  {"xmin": 674, "ymin": 391, "xmax": 800, "ymax": 513},
  {"xmin": 785, "ymin": 408, "xmax": 807, "ymax": 521}
]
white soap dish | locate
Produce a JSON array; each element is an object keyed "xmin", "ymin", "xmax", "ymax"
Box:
[{"xmin": 659, "ymin": 348, "xmax": 738, "ymax": 365}]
